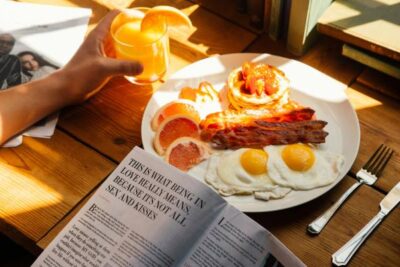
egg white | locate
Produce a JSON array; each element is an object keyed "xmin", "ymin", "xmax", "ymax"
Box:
[
  {"xmin": 205, "ymin": 149, "xmax": 291, "ymax": 200},
  {"xmin": 265, "ymin": 145, "xmax": 345, "ymax": 190}
]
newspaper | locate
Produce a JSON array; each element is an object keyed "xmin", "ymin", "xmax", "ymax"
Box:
[{"xmin": 32, "ymin": 147, "xmax": 305, "ymax": 267}]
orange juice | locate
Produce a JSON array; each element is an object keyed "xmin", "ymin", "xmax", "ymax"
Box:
[{"xmin": 111, "ymin": 8, "xmax": 169, "ymax": 84}]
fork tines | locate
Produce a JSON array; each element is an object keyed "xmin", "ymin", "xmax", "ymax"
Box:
[{"xmin": 363, "ymin": 144, "xmax": 394, "ymax": 176}]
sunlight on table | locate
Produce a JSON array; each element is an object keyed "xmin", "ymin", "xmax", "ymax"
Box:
[
  {"xmin": 0, "ymin": 167, "xmax": 62, "ymax": 216},
  {"xmin": 346, "ymin": 87, "xmax": 382, "ymax": 110}
]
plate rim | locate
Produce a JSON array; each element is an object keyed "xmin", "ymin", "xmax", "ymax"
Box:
[{"xmin": 141, "ymin": 53, "xmax": 360, "ymax": 212}]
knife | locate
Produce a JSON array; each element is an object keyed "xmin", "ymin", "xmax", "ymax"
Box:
[{"xmin": 332, "ymin": 182, "xmax": 400, "ymax": 266}]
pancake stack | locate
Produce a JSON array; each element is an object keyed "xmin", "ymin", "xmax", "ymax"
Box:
[{"xmin": 227, "ymin": 62, "xmax": 290, "ymax": 111}]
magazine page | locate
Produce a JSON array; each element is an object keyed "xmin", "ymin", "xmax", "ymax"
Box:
[
  {"xmin": 32, "ymin": 147, "xmax": 229, "ymax": 267},
  {"xmin": 0, "ymin": 1, "xmax": 91, "ymax": 145},
  {"xmin": 181, "ymin": 204, "xmax": 305, "ymax": 267},
  {"xmin": 32, "ymin": 147, "xmax": 305, "ymax": 267}
]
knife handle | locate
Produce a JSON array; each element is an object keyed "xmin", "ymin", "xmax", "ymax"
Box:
[
  {"xmin": 332, "ymin": 211, "xmax": 386, "ymax": 266},
  {"xmin": 308, "ymin": 181, "xmax": 362, "ymax": 234}
]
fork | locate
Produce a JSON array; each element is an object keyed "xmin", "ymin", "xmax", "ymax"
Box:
[{"xmin": 307, "ymin": 144, "xmax": 394, "ymax": 235}]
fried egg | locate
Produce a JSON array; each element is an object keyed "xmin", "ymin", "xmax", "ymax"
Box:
[
  {"xmin": 205, "ymin": 148, "xmax": 291, "ymax": 200},
  {"xmin": 265, "ymin": 144, "xmax": 344, "ymax": 190}
]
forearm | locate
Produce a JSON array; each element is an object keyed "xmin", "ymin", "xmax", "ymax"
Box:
[
  {"xmin": 0, "ymin": 10, "xmax": 142, "ymax": 145},
  {"xmin": 0, "ymin": 70, "xmax": 71, "ymax": 144}
]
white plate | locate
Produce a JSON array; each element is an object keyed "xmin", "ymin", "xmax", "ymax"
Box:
[{"xmin": 141, "ymin": 53, "xmax": 360, "ymax": 212}]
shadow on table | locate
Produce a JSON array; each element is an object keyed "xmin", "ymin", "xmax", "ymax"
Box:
[
  {"xmin": 246, "ymin": 35, "xmax": 365, "ymax": 88},
  {"xmin": 345, "ymin": 83, "xmax": 400, "ymax": 193},
  {"xmin": 0, "ymin": 233, "xmax": 35, "ymax": 267}
]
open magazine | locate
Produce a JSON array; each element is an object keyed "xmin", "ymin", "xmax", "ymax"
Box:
[
  {"xmin": 32, "ymin": 147, "xmax": 305, "ymax": 267},
  {"xmin": 0, "ymin": 1, "xmax": 91, "ymax": 147}
]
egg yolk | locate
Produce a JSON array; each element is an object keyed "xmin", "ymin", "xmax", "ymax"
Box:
[
  {"xmin": 282, "ymin": 144, "xmax": 315, "ymax": 171},
  {"xmin": 240, "ymin": 149, "xmax": 268, "ymax": 175}
]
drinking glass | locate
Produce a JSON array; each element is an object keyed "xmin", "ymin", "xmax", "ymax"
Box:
[{"xmin": 110, "ymin": 7, "xmax": 169, "ymax": 84}]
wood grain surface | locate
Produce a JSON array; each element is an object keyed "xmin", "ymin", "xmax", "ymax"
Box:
[
  {"xmin": 188, "ymin": 0, "xmax": 258, "ymax": 32},
  {"xmin": 2, "ymin": 1, "xmax": 399, "ymax": 266},
  {"xmin": 246, "ymin": 34, "xmax": 400, "ymax": 194},
  {"xmin": 36, "ymin": 176, "xmax": 400, "ymax": 266},
  {"xmin": 0, "ymin": 130, "xmax": 115, "ymax": 242},
  {"xmin": 346, "ymin": 83, "xmax": 400, "ymax": 193},
  {"xmin": 246, "ymin": 35, "xmax": 364, "ymax": 87},
  {"xmin": 316, "ymin": 0, "xmax": 400, "ymax": 62},
  {"xmin": 250, "ymin": 177, "xmax": 400, "ymax": 266},
  {"xmin": 357, "ymin": 68, "xmax": 400, "ymax": 101},
  {"xmin": 37, "ymin": 190, "xmax": 96, "ymax": 250},
  {"xmin": 56, "ymin": 0, "xmax": 256, "ymax": 161}
]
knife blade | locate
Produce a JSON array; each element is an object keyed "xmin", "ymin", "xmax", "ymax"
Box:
[
  {"xmin": 332, "ymin": 182, "xmax": 400, "ymax": 266},
  {"xmin": 380, "ymin": 182, "xmax": 400, "ymax": 214}
]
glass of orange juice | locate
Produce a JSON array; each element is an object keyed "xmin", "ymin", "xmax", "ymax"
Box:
[{"xmin": 110, "ymin": 7, "xmax": 169, "ymax": 84}]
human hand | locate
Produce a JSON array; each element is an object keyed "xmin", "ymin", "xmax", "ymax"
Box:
[{"xmin": 59, "ymin": 10, "xmax": 143, "ymax": 104}]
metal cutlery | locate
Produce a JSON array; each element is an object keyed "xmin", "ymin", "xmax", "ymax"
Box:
[
  {"xmin": 332, "ymin": 182, "xmax": 400, "ymax": 266},
  {"xmin": 307, "ymin": 144, "xmax": 394, "ymax": 235}
]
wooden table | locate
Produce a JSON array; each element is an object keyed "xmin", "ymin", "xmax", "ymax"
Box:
[{"xmin": 2, "ymin": 0, "xmax": 400, "ymax": 266}]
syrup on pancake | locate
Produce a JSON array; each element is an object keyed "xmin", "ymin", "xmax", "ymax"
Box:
[{"xmin": 228, "ymin": 62, "xmax": 290, "ymax": 110}]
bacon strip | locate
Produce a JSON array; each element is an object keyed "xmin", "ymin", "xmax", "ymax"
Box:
[
  {"xmin": 202, "ymin": 120, "xmax": 328, "ymax": 149},
  {"xmin": 200, "ymin": 107, "xmax": 316, "ymax": 141},
  {"xmin": 254, "ymin": 120, "xmax": 327, "ymax": 130}
]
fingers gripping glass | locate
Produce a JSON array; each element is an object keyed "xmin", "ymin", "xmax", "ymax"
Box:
[{"xmin": 110, "ymin": 8, "xmax": 170, "ymax": 85}]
